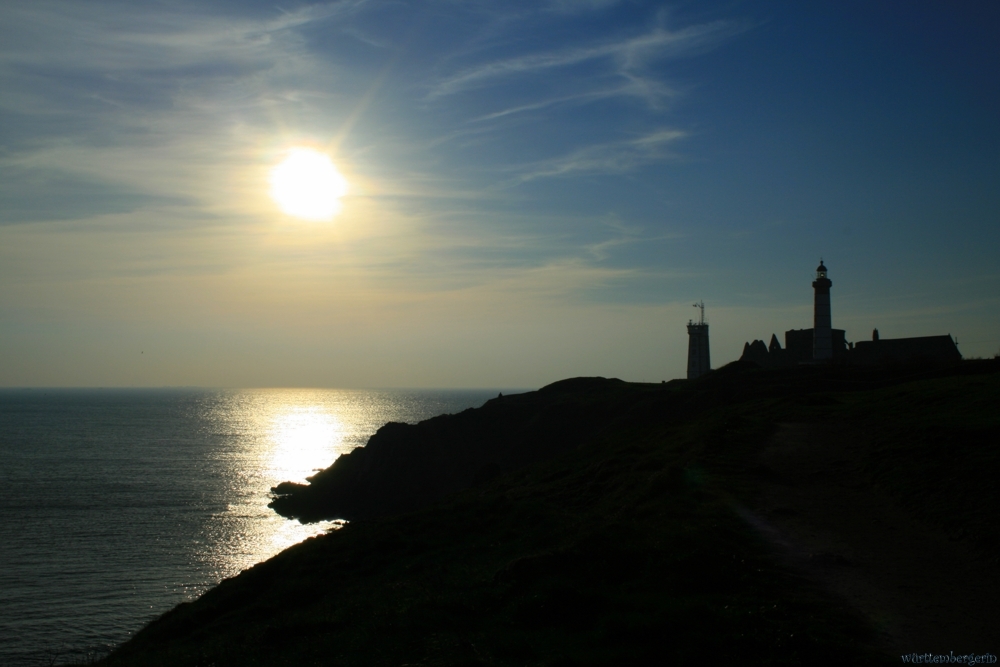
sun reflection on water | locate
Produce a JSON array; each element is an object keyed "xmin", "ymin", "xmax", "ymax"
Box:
[
  {"xmin": 267, "ymin": 405, "xmax": 343, "ymax": 484},
  {"xmin": 192, "ymin": 388, "xmax": 499, "ymax": 592},
  {"xmin": 196, "ymin": 390, "xmax": 357, "ymax": 585}
]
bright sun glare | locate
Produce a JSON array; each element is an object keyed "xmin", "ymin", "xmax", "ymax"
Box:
[{"xmin": 269, "ymin": 148, "xmax": 348, "ymax": 221}]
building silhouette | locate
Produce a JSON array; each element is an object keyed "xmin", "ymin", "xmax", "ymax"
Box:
[
  {"xmin": 740, "ymin": 261, "xmax": 961, "ymax": 367},
  {"xmin": 687, "ymin": 301, "xmax": 711, "ymax": 379}
]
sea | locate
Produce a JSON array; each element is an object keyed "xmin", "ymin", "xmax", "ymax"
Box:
[{"xmin": 0, "ymin": 387, "xmax": 517, "ymax": 666}]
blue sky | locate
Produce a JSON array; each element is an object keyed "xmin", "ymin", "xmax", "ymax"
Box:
[{"xmin": 1, "ymin": 1, "xmax": 998, "ymax": 387}]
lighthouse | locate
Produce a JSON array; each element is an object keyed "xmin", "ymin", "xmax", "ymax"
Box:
[{"xmin": 812, "ymin": 260, "xmax": 832, "ymax": 360}]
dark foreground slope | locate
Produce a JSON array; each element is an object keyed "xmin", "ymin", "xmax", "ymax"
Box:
[{"xmin": 91, "ymin": 361, "xmax": 1000, "ymax": 666}]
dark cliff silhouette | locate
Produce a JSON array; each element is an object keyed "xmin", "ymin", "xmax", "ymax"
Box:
[
  {"xmin": 83, "ymin": 360, "xmax": 1000, "ymax": 667},
  {"xmin": 269, "ymin": 377, "xmax": 642, "ymax": 522}
]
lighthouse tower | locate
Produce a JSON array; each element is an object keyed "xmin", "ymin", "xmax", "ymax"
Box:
[
  {"xmin": 812, "ymin": 260, "xmax": 833, "ymax": 360},
  {"xmin": 686, "ymin": 301, "xmax": 711, "ymax": 379}
]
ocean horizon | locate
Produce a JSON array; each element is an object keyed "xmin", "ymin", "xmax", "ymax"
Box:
[{"xmin": 0, "ymin": 387, "xmax": 526, "ymax": 666}]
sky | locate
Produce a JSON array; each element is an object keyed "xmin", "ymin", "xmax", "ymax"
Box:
[{"xmin": 1, "ymin": 0, "xmax": 998, "ymax": 388}]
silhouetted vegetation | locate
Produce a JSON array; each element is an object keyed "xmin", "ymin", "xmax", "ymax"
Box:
[{"xmin": 77, "ymin": 359, "xmax": 1000, "ymax": 666}]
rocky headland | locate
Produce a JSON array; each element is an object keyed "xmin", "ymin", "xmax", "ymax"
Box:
[{"xmin": 82, "ymin": 359, "xmax": 1000, "ymax": 666}]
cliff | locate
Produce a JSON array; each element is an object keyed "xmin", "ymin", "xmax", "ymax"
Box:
[
  {"xmin": 86, "ymin": 360, "xmax": 1000, "ymax": 666},
  {"xmin": 269, "ymin": 377, "xmax": 646, "ymax": 522}
]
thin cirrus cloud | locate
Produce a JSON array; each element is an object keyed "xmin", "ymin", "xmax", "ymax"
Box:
[
  {"xmin": 0, "ymin": 1, "xmax": 725, "ymax": 227},
  {"xmin": 0, "ymin": 0, "xmax": 716, "ymax": 312},
  {"xmin": 506, "ymin": 129, "xmax": 687, "ymax": 183},
  {"xmin": 3, "ymin": 5, "xmax": 293, "ymax": 79},
  {"xmin": 0, "ymin": 1, "xmax": 758, "ymax": 387},
  {"xmin": 468, "ymin": 80, "xmax": 675, "ymax": 123},
  {"xmin": 0, "ymin": 2, "xmax": 357, "ymax": 124},
  {"xmin": 426, "ymin": 21, "xmax": 737, "ymax": 104},
  {"xmin": 0, "ymin": 2, "xmax": 361, "ymax": 224},
  {"xmin": 412, "ymin": 14, "xmax": 737, "ymax": 197}
]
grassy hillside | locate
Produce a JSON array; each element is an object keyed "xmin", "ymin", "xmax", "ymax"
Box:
[{"xmin": 87, "ymin": 360, "xmax": 1000, "ymax": 666}]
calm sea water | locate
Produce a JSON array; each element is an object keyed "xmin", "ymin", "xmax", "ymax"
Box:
[{"xmin": 0, "ymin": 388, "xmax": 513, "ymax": 666}]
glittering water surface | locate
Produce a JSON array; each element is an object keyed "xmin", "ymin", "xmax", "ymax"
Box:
[{"xmin": 0, "ymin": 388, "xmax": 508, "ymax": 666}]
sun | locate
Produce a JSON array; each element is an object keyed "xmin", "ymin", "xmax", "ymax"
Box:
[{"xmin": 269, "ymin": 148, "xmax": 348, "ymax": 220}]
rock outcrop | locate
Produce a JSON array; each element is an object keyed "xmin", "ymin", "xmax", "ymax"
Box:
[{"xmin": 269, "ymin": 377, "xmax": 643, "ymax": 522}]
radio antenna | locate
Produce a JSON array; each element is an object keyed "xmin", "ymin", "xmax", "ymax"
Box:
[{"xmin": 692, "ymin": 301, "xmax": 705, "ymax": 325}]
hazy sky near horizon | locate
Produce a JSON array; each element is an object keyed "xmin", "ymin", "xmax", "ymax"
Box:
[{"xmin": 1, "ymin": 1, "xmax": 998, "ymax": 388}]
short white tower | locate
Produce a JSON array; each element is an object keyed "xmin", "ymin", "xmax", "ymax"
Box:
[{"xmin": 687, "ymin": 301, "xmax": 711, "ymax": 379}]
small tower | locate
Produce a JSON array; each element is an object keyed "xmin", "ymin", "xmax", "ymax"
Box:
[
  {"xmin": 812, "ymin": 260, "xmax": 833, "ymax": 360},
  {"xmin": 687, "ymin": 301, "xmax": 711, "ymax": 379}
]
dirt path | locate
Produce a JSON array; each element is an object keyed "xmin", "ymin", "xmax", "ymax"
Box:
[{"xmin": 737, "ymin": 423, "xmax": 1000, "ymax": 656}]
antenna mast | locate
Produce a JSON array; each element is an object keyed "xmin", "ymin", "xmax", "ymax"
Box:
[{"xmin": 693, "ymin": 301, "xmax": 705, "ymax": 325}]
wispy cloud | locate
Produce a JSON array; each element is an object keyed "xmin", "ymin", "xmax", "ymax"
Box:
[
  {"xmin": 582, "ymin": 215, "xmax": 685, "ymax": 262},
  {"xmin": 427, "ymin": 21, "xmax": 734, "ymax": 102},
  {"xmin": 543, "ymin": 0, "xmax": 624, "ymax": 14},
  {"xmin": 470, "ymin": 95, "xmax": 590, "ymax": 123},
  {"xmin": 0, "ymin": 2, "xmax": 716, "ymax": 312},
  {"xmin": 0, "ymin": 2, "xmax": 350, "ymax": 75},
  {"xmin": 508, "ymin": 128, "xmax": 686, "ymax": 183},
  {"xmin": 0, "ymin": 1, "xmax": 372, "ymax": 223},
  {"xmin": 468, "ymin": 83, "xmax": 669, "ymax": 122}
]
